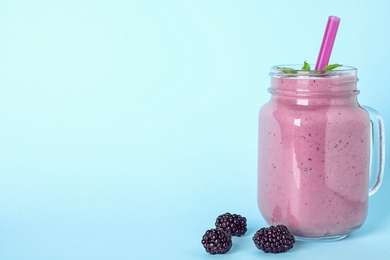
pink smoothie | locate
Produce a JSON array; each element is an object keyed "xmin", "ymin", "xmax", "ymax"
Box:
[{"xmin": 258, "ymin": 69, "xmax": 370, "ymax": 238}]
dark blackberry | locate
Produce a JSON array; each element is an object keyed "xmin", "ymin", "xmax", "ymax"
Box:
[
  {"xmin": 201, "ymin": 228, "xmax": 232, "ymax": 254},
  {"xmin": 253, "ymin": 225, "xmax": 295, "ymax": 254},
  {"xmin": 215, "ymin": 213, "xmax": 247, "ymax": 236}
]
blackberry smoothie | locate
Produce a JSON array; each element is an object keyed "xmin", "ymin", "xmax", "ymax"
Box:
[{"xmin": 258, "ymin": 66, "xmax": 376, "ymax": 239}]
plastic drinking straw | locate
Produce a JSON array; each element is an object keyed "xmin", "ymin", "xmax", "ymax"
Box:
[{"xmin": 315, "ymin": 16, "xmax": 341, "ymax": 70}]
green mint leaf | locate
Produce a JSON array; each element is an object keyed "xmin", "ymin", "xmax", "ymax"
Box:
[
  {"xmin": 302, "ymin": 60, "xmax": 311, "ymax": 70},
  {"xmin": 277, "ymin": 67, "xmax": 297, "ymax": 74},
  {"xmin": 322, "ymin": 64, "xmax": 343, "ymax": 70}
]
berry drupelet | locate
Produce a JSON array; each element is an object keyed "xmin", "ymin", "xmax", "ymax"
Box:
[
  {"xmin": 253, "ymin": 225, "xmax": 295, "ymax": 254},
  {"xmin": 215, "ymin": 213, "xmax": 247, "ymax": 237},
  {"xmin": 201, "ymin": 228, "xmax": 232, "ymax": 254}
]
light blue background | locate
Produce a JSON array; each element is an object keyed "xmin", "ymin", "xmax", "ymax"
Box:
[{"xmin": 1, "ymin": 0, "xmax": 389, "ymax": 259}]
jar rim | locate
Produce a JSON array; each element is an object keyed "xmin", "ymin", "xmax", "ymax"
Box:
[{"xmin": 270, "ymin": 64, "xmax": 357, "ymax": 78}]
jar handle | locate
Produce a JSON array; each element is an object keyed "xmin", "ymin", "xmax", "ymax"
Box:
[{"xmin": 363, "ymin": 106, "xmax": 386, "ymax": 196}]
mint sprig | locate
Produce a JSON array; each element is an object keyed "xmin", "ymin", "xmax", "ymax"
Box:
[
  {"xmin": 277, "ymin": 67, "xmax": 298, "ymax": 74},
  {"xmin": 277, "ymin": 61, "xmax": 342, "ymax": 73},
  {"xmin": 322, "ymin": 63, "xmax": 343, "ymax": 70},
  {"xmin": 302, "ymin": 60, "xmax": 310, "ymax": 70}
]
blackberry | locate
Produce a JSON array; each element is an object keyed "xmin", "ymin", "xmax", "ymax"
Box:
[
  {"xmin": 215, "ymin": 213, "xmax": 247, "ymax": 236},
  {"xmin": 201, "ymin": 228, "xmax": 232, "ymax": 254},
  {"xmin": 253, "ymin": 225, "xmax": 295, "ymax": 254}
]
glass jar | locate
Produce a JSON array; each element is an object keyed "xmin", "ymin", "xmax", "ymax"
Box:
[{"xmin": 257, "ymin": 65, "xmax": 385, "ymax": 241}]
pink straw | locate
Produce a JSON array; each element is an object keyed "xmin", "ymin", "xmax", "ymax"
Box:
[{"xmin": 315, "ymin": 16, "xmax": 341, "ymax": 70}]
